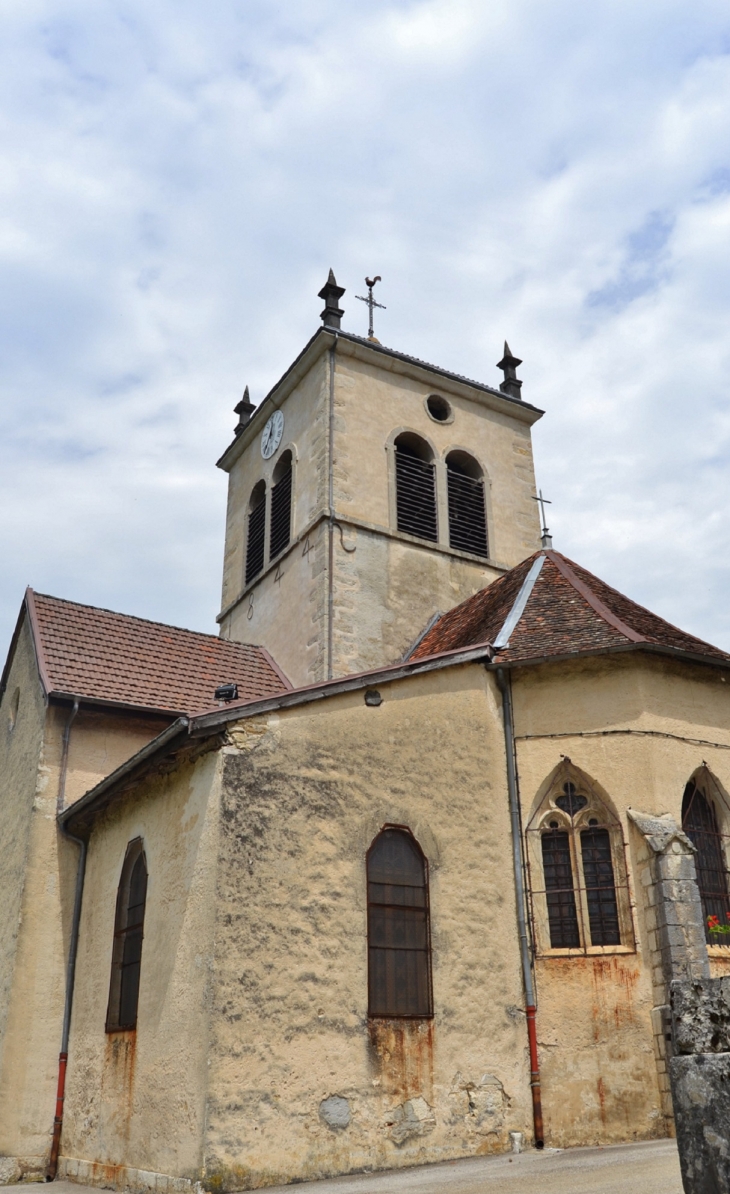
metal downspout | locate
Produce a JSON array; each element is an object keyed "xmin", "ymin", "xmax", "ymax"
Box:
[
  {"xmin": 326, "ymin": 333, "xmax": 338, "ymax": 680},
  {"xmin": 47, "ymin": 696, "xmax": 85, "ymax": 1180},
  {"xmin": 495, "ymin": 667, "xmax": 544, "ymax": 1148}
]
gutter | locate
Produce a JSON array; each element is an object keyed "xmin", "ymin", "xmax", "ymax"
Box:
[
  {"xmin": 47, "ymin": 822, "xmax": 87, "ymax": 1180},
  {"xmin": 495, "ymin": 666, "xmax": 544, "ymax": 1149}
]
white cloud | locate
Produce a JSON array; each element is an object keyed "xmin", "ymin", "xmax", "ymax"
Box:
[{"xmin": 2, "ymin": 0, "xmax": 730, "ymax": 657}]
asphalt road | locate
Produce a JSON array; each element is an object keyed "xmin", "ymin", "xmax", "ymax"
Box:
[{"xmin": 4, "ymin": 1139, "xmax": 682, "ymax": 1194}]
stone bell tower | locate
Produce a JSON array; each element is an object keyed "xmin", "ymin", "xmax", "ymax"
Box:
[{"xmin": 217, "ymin": 272, "xmax": 543, "ymax": 688}]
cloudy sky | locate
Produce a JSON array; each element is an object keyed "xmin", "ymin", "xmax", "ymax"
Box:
[{"xmin": 2, "ymin": 0, "xmax": 730, "ymax": 659}]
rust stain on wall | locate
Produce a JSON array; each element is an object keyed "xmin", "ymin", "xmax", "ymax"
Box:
[
  {"xmin": 368, "ymin": 1019, "xmax": 434, "ymax": 1103},
  {"xmin": 590, "ymin": 957, "xmax": 639, "ymax": 1041},
  {"xmin": 102, "ymin": 1030, "xmax": 137, "ymax": 1144}
]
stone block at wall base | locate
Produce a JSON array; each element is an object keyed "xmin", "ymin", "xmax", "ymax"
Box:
[
  {"xmin": 0, "ymin": 1155, "xmax": 46, "ymax": 1185},
  {"xmin": 57, "ymin": 1157, "xmax": 194, "ymax": 1194},
  {"xmin": 669, "ymin": 1054, "xmax": 730, "ymax": 1194}
]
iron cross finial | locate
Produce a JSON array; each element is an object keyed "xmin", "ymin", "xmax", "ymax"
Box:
[
  {"xmin": 532, "ymin": 489, "xmax": 553, "ymax": 548},
  {"xmin": 356, "ymin": 275, "xmax": 386, "ymax": 341}
]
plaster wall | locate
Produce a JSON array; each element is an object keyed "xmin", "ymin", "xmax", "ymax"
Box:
[
  {"xmin": 205, "ymin": 667, "xmax": 533, "ymax": 1189},
  {"xmin": 0, "ymin": 693, "xmax": 175, "ymax": 1173},
  {"xmin": 61, "ymin": 748, "xmax": 222, "ymax": 1181},
  {"xmin": 219, "ymin": 354, "xmax": 329, "ymax": 619},
  {"xmin": 510, "ymin": 652, "xmax": 730, "ymax": 1148},
  {"xmin": 0, "ymin": 621, "xmax": 47, "ymax": 1166},
  {"xmin": 331, "ymin": 349, "xmax": 541, "ymax": 570},
  {"xmin": 219, "ymin": 338, "xmax": 541, "ymax": 686}
]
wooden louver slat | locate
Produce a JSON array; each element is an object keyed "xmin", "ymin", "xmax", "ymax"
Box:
[{"xmin": 395, "ymin": 451, "xmax": 438, "ymax": 542}]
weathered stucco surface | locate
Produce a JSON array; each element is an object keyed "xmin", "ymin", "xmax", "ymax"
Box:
[
  {"xmin": 206, "ymin": 667, "xmax": 531, "ymax": 1188},
  {"xmin": 0, "ymin": 620, "xmax": 48, "ymax": 1171},
  {"xmin": 219, "ymin": 336, "xmax": 542, "ymax": 685},
  {"xmin": 62, "ymin": 748, "xmax": 222, "ymax": 1181},
  {"xmin": 0, "ymin": 664, "xmax": 176, "ymax": 1175}
]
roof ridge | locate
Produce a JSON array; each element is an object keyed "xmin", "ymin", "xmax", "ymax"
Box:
[
  {"xmin": 556, "ymin": 553, "xmax": 725, "ymax": 654},
  {"xmin": 30, "ymin": 589, "xmax": 263, "ymax": 647},
  {"xmin": 544, "ymin": 552, "xmax": 645, "ymax": 643}
]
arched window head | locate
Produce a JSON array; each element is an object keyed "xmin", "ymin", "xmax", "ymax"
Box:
[
  {"xmin": 106, "ymin": 839, "xmax": 148, "ymax": 1032},
  {"xmin": 367, "ymin": 827, "xmax": 433, "ymax": 1018},
  {"xmin": 393, "ymin": 433, "xmax": 437, "ymax": 543},
  {"xmin": 682, "ymin": 770, "xmax": 730, "ymax": 943},
  {"xmin": 445, "ymin": 451, "xmax": 488, "ymax": 559},
  {"xmin": 269, "ymin": 450, "xmax": 292, "ymax": 561},
  {"xmin": 245, "ymin": 480, "xmax": 266, "ymax": 584},
  {"xmin": 526, "ymin": 762, "xmax": 632, "ymax": 954}
]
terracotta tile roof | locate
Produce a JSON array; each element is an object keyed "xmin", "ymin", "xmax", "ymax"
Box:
[
  {"xmin": 26, "ymin": 590, "xmax": 290, "ymax": 713},
  {"xmin": 409, "ymin": 550, "xmax": 730, "ymax": 668}
]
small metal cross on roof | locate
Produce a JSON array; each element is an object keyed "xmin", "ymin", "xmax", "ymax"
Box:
[
  {"xmin": 532, "ymin": 489, "xmax": 553, "ymax": 549},
  {"xmin": 356, "ymin": 275, "xmax": 386, "ymax": 342}
]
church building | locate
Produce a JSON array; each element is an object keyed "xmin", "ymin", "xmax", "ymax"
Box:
[{"xmin": 1, "ymin": 273, "xmax": 730, "ymax": 1191}]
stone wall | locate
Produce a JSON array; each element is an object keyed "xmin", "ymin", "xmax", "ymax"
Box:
[{"xmin": 670, "ymin": 977, "xmax": 730, "ymax": 1194}]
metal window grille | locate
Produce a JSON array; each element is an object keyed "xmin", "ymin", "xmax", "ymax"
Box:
[
  {"xmin": 367, "ymin": 828, "xmax": 433, "ymax": 1017},
  {"xmin": 395, "ymin": 449, "xmax": 437, "ymax": 542},
  {"xmin": 580, "ymin": 827, "xmax": 621, "ymax": 946},
  {"xmin": 526, "ymin": 766, "xmax": 633, "ymax": 955},
  {"xmin": 541, "ymin": 828, "xmax": 580, "ymax": 948},
  {"xmin": 682, "ymin": 780, "xmax": 730, "ymax": 943},
  {"xmin": 269, "ymin": 466, "xmax": 292, "ymax": 560},
  {"xmin": 245, "ymin": 491, "xmax": 266, "ymax": 584},
  {"xmin": 107, "ymin": 845, "xmax": 147, "ymax": 1031},
  {"xmin": 447, "ymin": 469, "xmax": 488, "ymax": 558}
]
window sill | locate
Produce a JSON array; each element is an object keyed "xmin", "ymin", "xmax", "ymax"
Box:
[
  {"xmin": 536, "ymin": 944, "xmax": 636, "ymax": 959},
  {"xmin": 707, "ymin": 944, "xmax": 730, "ymax": 958}
]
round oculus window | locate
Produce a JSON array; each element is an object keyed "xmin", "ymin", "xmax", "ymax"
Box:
[{"xmin": 426, "ymin": 394, "xmax": 452, "ymax": 423}]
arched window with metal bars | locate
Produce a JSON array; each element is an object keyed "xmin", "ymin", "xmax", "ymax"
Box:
[
  {"xmin": 245, "ymin": 480, "xmax": 266, "ymax": 584},
  {"xmin": 269, "ymin": 450, "xmax": 293, "ymax": 561},
  {"xmin": 682, "ymin": 773, "xmax": 730, "ymax": 942},
  {"xmin": 526, "ymin": 762, "xmax": 632, "ymax": 954},
  {"xmin": 367, "ymin": 827, "xmax": 433, "ymax": 1018},
  {"xmin": 445, "ymin": 451, "xmax": 488, "ymax": 558},
  {"xmin": 394, "ymin": 434, "xmax": 437, "ymax": 543},
  {"xmin": 106, "ymin": 839, "xmax": 148, "ymax": 1032}
]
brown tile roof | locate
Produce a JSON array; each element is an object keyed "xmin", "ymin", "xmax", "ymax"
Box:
[
  {"xmin": 25, "ymin": 589, "xmax": 290, "ymax": 714},
  {"xmin": 409, "ymin": 550, "xmax": 730, "ymax": 669}
]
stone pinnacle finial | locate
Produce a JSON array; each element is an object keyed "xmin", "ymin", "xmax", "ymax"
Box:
[
  {"xmin": 497, "ymin": 341, "xmax": 523, "ymax": 401},
  {"xmin": 318, "ymin": 269, "xmax": 346, "ymax": 330},
  {"xmin": 234, "ymin": 385, "xmax": 256, "ymax": 435}
]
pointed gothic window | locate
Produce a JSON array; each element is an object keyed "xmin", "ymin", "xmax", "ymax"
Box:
[
  {"xmin": 394, "ymin": 434, "xmax": 437, "ymax": 543},
  {"xmin": 245, "ymin": 480, "xmax": 266, "ymax": 584},
  {"xmin": 269, "ymin": 451, "xmax": 292, "ymax": 560},
  {"xmin": 106, "ymin": 839, "xmax": 148, "ymax": 1032},
  {"xmin": 682, "ymin": 776, "xmax": 730, "ymax": 943},
  {"xmin": 446, "ymin": 452, "xmax": 488, "ymax": 558},
  {"xmin": 367, "ymin": 828, "xmax": 433, "ymax": 1017},
  {"xmin": 527, "ymin": 766, "xmax": 630, "ymax": 954}
]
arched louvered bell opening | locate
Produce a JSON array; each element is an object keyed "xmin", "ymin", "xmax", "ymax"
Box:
[
  {"xmin": 270, "ymin": 450, "xmax": 292, "ymax": 560},
  {"xmin": 446, "ymin": 451, "xmax": 488, "ymax": 558},
  {"xmin": 245, "ymin": 480, "xmax": 266, "ymax": 584},
  {"xmin": 394, "ymin": 434, "xmax": 437, "ymax": 542}
]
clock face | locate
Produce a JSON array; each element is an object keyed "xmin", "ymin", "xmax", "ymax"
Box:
[{"xmin": 261, "ymin": 410, "xmax": 284, "ymax": 459}]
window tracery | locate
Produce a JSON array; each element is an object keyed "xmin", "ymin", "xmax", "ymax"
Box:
[{"xmin": 526, "ymin": 761, "xmax": 632, "ymax": 954}]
